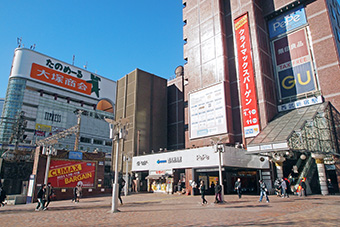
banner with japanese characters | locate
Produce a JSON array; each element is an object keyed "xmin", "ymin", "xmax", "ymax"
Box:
[
  {"xmin": 272, "ymin": 28, "xmax": 317, "ymax": 100},
  {"xmin": 10, "ymin": 48, "xmax": 116, "ymax": 102},
  {"xmin": 48, "ymin": 159, "xmax": 96, "ymax": 188},
  {"xmin": 234, "ymin": 13, "xmax": 260, "ymax": 138}
]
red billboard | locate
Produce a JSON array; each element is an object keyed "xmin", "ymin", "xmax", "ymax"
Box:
[
  {"xmin": 48, "ymin": 160, "xmax": 96, "ymax": 188},
  {"xmin": 234, "ymin": 13, "xmax": 260, "ymax": 138}
]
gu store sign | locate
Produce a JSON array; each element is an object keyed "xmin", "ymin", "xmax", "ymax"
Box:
[{"xmin": 234, "ymin": 13, "xmax": 260, "ymax": 138}]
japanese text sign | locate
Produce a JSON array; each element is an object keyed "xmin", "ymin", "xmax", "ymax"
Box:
[
  {"xmin": 48, "ymin": 160, "xmax": 96, "ymax": 188},
  {"xmin": 30, "ymin": 63, "xmax": 92, "ymax": 95},
  {"xmin": 234, "ymin": 13, "xmax": 260, "ymax": 138}
]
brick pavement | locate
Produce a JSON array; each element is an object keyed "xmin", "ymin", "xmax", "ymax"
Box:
[{"xmin": 0, "ymin": 193, "xmax": 339, "ymax": 226}]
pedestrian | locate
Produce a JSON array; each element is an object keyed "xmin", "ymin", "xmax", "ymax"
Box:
[
  {"xmin": 274, "ymin": 178, "xmax": 281, "ymax": 197},
  {"xmin": 0, "ymin": 187, "xmax": 7, "ymax": 207},
  {"xmin": 214, "ymin": 182, "xmax": 222, "ymax": 203},
  {"xmin": 72, "ymin": 183, "xmax": 82, "ymax": 203},
  {"xmin": 210, "ymin": 181, "xmax": 215, "ymax": 195},
  {"xmin": 199, "ymin": 180, "xmax": 208, "ymax": 205},
  {"xmin": 327, "ymin": 179, "xmax": 335, "ymax": 195},
  {"xmin": 44, "ymin": 182, "xmax": 54, "ymax": 210},
  {"xmin": 259, "ymin": 180, "xmax": 269, "ymax": 203},
  {"xmin": 299, "ymin": 178, "xmax": 307, "ymax": 197},
  {"xmin": 131, "ymin": 174, "xmax": 137, "ymax": 192},
  {"xmin": 177, "ymin": 180, "xmax": 182, "ymax": 193},
  {"xmin": 35, "ymin": 184, "xmax": 46, "ymax": 211},
  {"xmin": 281, "ymin": 178, "xmax": 289, "ymax": 198},
  {"xmin": 234, "ymin": 178, "xmax": 242, "ymax": 199},
  {"xmin": 118, "ymin": 177, "xmax": 126, "ymax": 205}
]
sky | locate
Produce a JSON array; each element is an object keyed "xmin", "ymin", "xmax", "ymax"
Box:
[{"xmin": 0, "ymin": 0, "xmax": 184, "ymax": 98}]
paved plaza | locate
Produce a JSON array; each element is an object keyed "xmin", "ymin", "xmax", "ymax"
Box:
[{"xmin": 0, "ymin": 193, "xmax": 339, "ymax": 226}]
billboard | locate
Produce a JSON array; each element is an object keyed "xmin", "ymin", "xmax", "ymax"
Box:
[
  {"xmin": 272, "ymin": 29, "xmax": 317, "ymax": 100},
  {"xmin": 268, "ymin": 5, "xmax": 307, "ymax": 39},
  {"xmin": 234, "ymin": 13, "xmax": 260, "ymax": 138},
  {"xmin": 10, "ymin": 48, "xmax": 116, "ymax": 102},
  {"xmin": 189, "ymin": 82, "xmax": 228, "ymax": 139},
  {"xmin": 48, "ymin": 159, "xmax": 96, "ymax": 188}
]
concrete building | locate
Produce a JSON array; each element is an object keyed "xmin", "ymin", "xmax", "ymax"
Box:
[
  {"xmin": 180, "ymin": 0, "xmax": 340, "ymax": 195},
  {"xmin": 115, "ymin": 69, "xmax": 167, "ymax": 187},
  {"xmin": 0, "ymin": 48, "xmax": 116, "ymax": 154}
]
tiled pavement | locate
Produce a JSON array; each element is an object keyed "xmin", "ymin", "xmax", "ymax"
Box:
[{"xmin": 0, "ymin": 193, "xmax": 339, "ymax": 226}]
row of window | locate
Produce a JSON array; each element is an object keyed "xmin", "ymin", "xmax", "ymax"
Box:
[{"xmin": 80, "ymin": 136, "xmax": 112, "ymax": 146}]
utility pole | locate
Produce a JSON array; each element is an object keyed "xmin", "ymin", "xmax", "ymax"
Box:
[{"xmin": 74, "ymin": 110, "xmax": 82, "ymax": 151}]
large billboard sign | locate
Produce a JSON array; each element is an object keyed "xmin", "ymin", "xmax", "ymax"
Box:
[
  {"xmin": 234, "ymin": 13, "xmax": 260, "ymax": 138},
  {"xmin": 10, "ymin": 48, "xmax": 116, "ymax": 101},
  {"xmin": 48, "ymin": 159, "xmax": 96, "ymax": 188},
  {"xmin": 268, "ymin": 5, "xmax": 307, "ymax": 39},
  {"xmin": 189, "ymin": 82, "xmax": 227, "ymax": 139},
  {"xmin": 273, "ymin": 29, "xmax": 317, "ymax": 100}
]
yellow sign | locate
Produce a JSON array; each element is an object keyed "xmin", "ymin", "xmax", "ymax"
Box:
[{"xmin": 35, "ymin": 123, "xmax": 52, "ymax": 132}]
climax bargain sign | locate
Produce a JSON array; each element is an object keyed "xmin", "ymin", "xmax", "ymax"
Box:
[
  {"xmin": 48, "ymin": 160, "xmax": 96, "ymax": 188},
  {"xmin": 234, "ymin": 13, "xmax": 260, "ymax": 138}
]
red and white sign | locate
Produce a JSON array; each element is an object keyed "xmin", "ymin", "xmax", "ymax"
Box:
[
  {"xmin": 48, "ymin": 160, "xmax": 96, "ymax": 188},
  {"xmin": 234, "ymin": 13, "xmax": 260, "ymax": 138},
  {"xmin": 31, "ymin": 63, "xmax": 92, "ymax": 95}
]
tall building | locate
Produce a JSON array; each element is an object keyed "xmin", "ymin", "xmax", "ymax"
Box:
[
  {"xmin": 115, "ymin": 69, "xmax": 167, "ymax": 177},
  {"xmin": 0, "ymin": 48, "xmax": 116, "ymax": 154},
  {"xmin": 182, "ymin": 0, "xmax": 340, "ymax": 194},
  {"xmin": 0, "ymin": 98, "xmax": 4, "ymax": 118}
]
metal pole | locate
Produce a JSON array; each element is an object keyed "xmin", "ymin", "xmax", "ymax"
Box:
[
  {"xmin": 111, "ymin": 137, "xmax": 120, "ymax": 213},
  {"xmin": 124, "ymin": 157, "xmax": 129, "ymax": 196},
  {"xmin": 218, "ymin": 149, "xmax": 224, "ymax": 202},
  {"xmin": 74, "ymin": 111, "xmax": 82, "ymax": 151},
  {"xmin": 44, "ymin": 149, "xmax": 51, "ymax": 185}
]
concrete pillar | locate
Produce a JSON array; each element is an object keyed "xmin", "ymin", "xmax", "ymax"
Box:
[
  {"xmin": 273, "ymin": 156, "xmax": 286, "ymax": 179},
  {"xmin": 312, "ymin": 154, "xmax": 328, "ymax": 196}
]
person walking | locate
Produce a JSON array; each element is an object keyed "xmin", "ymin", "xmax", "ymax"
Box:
[
  {"xmin": 281, "ymin": 178, "xmax": 289, "ymax": 198},
  {"xmin": 299, "ymin": 178, "xmax": 307, "ymax": 197},
  {"xmin": 44, "ymin": 182, "xmax": 53, "ymax": 210},
  {"xmin": 327, "ymin": 179, "xmax": 335, "ymax": 195},
  {"xmin": 214, "ymin": 182, "xmax": 222, "ymax": 203},
  {"xmin": 234, "ymin": 178, "xmax": 242, "ymax": 199},
  {"xmin": 118, "ymin": 177, "xmax": 126, "ymax": 205},
  {"xmin": 35, "ymin": 184, "xmax": 46, "ymax": 211},
  {"xmin": 0, "ymin": 187, "xmax": 7, "ymax": 207},
  {"xmin": 199, "ymin": 180, "xmax": 208, "ymax": 205},
  {"xmin": 72, "ymin": 183, "xmax": 82, "ymax": 203},
  {"xmin": 259, "ymin": 180, "xmax": 269, "ymax": 203}
]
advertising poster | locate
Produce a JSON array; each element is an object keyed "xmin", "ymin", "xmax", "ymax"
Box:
[
  {"xmin": 189, "ymin": 83, "xmax": 228, "ymax": 139},
  {"xmin": 273, "ymin": 29, "xmax": 316, "ymax": 99},
  {"xmin": 48, "ymin": 160, "xmax": 96, "ymax": 188},
  {"xmin": 234, "ymin": 13, "xmax": 260, "ymax": 138}
]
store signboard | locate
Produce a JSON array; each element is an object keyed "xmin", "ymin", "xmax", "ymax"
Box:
[
  {"xmin": 48, "ymin": 160, "xmax": 96, "ymax": 188},
  {"xmin": 189, "ymin": 82, "xmax": 227, "ymax": 139},
  {"xmin": 268, "ymin": 5, "xmax": 307, "ymax": 39},
  {"xmin": 234, "ymin": 13, "xmax": 260, "ymax": 138},
  {"xmin": 273, "ymin": 29, "xmax": 317, "ymax": 100},
  {"xmin": 10, "ymin": 48, "xmax": 116, "ymax": 101}
]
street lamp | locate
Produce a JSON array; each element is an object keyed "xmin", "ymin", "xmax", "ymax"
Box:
[
  {"xmin": 211, "ymin": 137, "xmax": 227, "ymax": 203},
  {"xmin": 105, "ymin": 117, "xmax": 129, "ymax": 213},
  {"xmin": 123, "ymin": 155, "xmax": 130, "ymax": 196},
  {"xmin": 42, "ymin": 146, "xmax": 57, "ymax": 185}
]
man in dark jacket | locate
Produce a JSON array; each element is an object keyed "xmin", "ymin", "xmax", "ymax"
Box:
[
  {"xmin": 234, "ymin": 178, "xmax": 242, "ymax": 199},
  {"xmin": 35, "ymin": 184, "xmax": 46, "ymax": 211},
  {"xmin": 259, "ymin": 180, "xmax": 269, "ymax": 203},
  {"xmin": 214, "ymin": 183, "xmax": 222, "ymax": 203},
  {"xmin": 118, "ymin": 177, "xmax": 126, "ymax": 205}
]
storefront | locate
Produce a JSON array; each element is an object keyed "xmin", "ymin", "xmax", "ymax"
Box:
[{"xmin": 132, "ymin": 145, "xmax": 270, "ymax": 195}]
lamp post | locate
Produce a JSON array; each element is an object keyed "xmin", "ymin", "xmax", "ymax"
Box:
[
  {"xmin": 42, "ymin": 146, "xmax": 57, "ymax": 185},
  {"xmin": 105, "ymin": 117, "xmax": 129, "ymax": 213},
  {"xmin": 211, "ymin": 137, "xmax": 227, "ymax": 203},
  {"xmin": 123, "ymin": 155, "xmax": 130, "ymax": 196}
]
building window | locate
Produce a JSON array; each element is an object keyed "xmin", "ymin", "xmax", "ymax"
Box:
[
  {"xmin": 105, "ymin": 141, "xmax": 112, "ymax": 146},
  {"xmin": 93, "ymin": 139, "xmax": 103, "ymax": 145},
  {"xmin": 80, "ymin": 137, "xmax": 91, "ymax": 143}
]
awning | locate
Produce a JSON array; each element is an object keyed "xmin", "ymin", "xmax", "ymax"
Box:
[
  {"xmin": 145, "ymin": 175, "xmax": 164, "ymax": 180},
  {"xmin": 246, "ymin": 102, "xmax": 340, "ymax": 155}
]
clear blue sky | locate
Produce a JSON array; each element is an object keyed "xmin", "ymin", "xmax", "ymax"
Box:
[{"xmin": 0, "ymin": 0, "xmax": 184, "ymax": 98}]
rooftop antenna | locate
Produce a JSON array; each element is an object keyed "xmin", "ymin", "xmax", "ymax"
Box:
[
  {"xmin": 17, "ymin": 37, "xmax": 22, "ymax": 48},
  {"xmin": 72, "ymin": 55, "xmax": 75, "ymax": 65},
  {"xmin": 30, "ymin": 44, "xmax": 36, "ymax": 50},
  {"xmin": 84, "ymin": 61, "xmax": 88, "ymax": 69}
]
